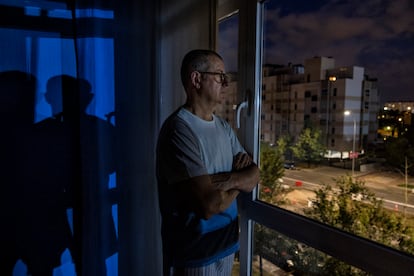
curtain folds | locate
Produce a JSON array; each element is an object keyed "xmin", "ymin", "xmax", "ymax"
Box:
[{"xmin": 0, "ymin": 0, "xmax": 162, "ymax": 275}]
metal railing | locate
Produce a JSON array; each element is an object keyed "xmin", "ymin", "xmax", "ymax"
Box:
[{"xmin": 243, "ymin": 199, "xmax": 414, "ymax": 275}]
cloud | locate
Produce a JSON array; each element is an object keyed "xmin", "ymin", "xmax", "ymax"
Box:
[
  {"xmin": 263, "ymin": 0, "xmax": 414, "ymax": 101},
  {"xmin": 218, "ymin": 16, "xmax": 239, "ymax": 72}
]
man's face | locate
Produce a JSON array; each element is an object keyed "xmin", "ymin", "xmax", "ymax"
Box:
[{"xmin": 199, "ymin": 56, "xmax": 228, "ymax": 106}]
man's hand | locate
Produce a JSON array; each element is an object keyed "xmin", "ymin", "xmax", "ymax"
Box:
[
  {"xmin": 233, "ymin": 152, "xmax": 253, "ymax": 171},
  {"xmin": 184, "ymin": 152, "xmax": 258, "ymax": 218},
  {"xmin": 210, "ymin": 152, "xmax": 255, "ymax": 192}
]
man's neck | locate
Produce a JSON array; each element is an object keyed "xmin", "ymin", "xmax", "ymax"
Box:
[{"xmin": 183, "ymin": 102, "xmax": 214, "ymax": 121}]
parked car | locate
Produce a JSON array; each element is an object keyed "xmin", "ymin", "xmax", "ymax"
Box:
[{"xmin": 284, "ymin": 161, "xmax": 295, "ymax": 170}]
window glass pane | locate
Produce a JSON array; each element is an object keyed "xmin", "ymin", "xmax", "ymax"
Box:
[
  {"xmin": 217, "ymin": 13, "xmax": 239, "ymax": 129},
  {"xmin": 257, "ymin": 0, "xmax": 414, "ymax": 257},
  {"xmin": 217, "ymin": 12, "xmax": 240, "ymax": 274},
  {"xmin": 253, "ymin": 224, "xmax": 368, "ymax": 275}
]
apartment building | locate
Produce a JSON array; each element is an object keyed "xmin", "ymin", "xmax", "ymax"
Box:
[
  {"xmin": 215, "ymin": 74, "xmax": 238, "ymax": 129},
  {"xmin": 378, "ymin": 101, "xmax": 414, "ymax": 138},
  {"xmin": 384, "ymin": 101, "xmax": 414, "ymax": 112},
  {"xmin": 219, "ymin": 56, "xmax": 380, "ymax": 158}
]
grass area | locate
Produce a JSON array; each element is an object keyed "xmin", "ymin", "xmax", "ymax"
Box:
[
  {"xmin": 404, "ymin": 215, "xmax": 414, "ymax": 229},
  {"xmin": 395, "ymin": 210, "xmax": 414, "ymax": 229},
  {"xmin": 397, "ymin": 183, "xmax": 414, "ymax": 189}
]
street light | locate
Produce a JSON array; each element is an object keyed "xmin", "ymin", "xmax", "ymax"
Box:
[{"xmin": 344, "ymin": 110, "xmax": 356, "ymax": 177}]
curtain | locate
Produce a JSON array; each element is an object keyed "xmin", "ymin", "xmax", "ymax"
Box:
[{"xmin": 0, "ymin": 0, "xmax": 162, "ymax": 275}]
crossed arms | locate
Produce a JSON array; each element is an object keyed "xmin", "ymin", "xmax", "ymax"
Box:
[{"xmin": 177, "ymin": 152, "xmax": 260, "ymax": 220}]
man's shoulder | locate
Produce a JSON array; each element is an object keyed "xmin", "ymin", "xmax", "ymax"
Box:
[
  {"xmin": 161, "ymin": 108, "xmax": 189, "ymax": 130},
  {"xmin": 158, "ymin": 108, "xmax": 196, "ymax": 145}
]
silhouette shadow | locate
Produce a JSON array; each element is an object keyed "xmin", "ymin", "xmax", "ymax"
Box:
[
  {"xmin": 36, "ymin": 75, "xmax": 118, "ymax": 275},
  {"xmin": 0, "ymin": 72, "xmax": 117, "ymax": 275}
]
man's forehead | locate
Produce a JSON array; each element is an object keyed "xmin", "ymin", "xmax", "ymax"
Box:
[{"xmin": 208, "ymin": 56, "xmax": 225, "ymax": 70}]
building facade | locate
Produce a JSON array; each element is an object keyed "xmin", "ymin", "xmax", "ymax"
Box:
[
  {"xmin": 217, "ymin": 56, "xmax": 380, "ymax": 158},
  {"xmin": 378, "ymin": 101, "xmax": 414, "ymax": 138}
]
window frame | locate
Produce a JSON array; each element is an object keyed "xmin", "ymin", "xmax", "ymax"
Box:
[{"xmin": 218, "ymin": 0, "xmax": 414, "ymax": 275}]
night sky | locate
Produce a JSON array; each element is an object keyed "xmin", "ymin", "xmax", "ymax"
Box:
[{"xmin": 219, "ymin": 0, "xmax": 414, "ymax": 103}]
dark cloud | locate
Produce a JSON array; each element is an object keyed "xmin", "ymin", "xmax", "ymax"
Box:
[
  {"xmin": 218, "ymin": 0, "xmax": 414, "ymax": 102},
  {"xmin": 264, "ymin": 0, "xmax": 414, "ymax": 102},
  {"xmin": 218, "ymin": 16, "xmax": 239, "ymax": 72}
]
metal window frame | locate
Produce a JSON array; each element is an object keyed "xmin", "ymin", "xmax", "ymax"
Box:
[{"xmin": 218, "ymin": 0, "xmax": 414, "ymax": 275}]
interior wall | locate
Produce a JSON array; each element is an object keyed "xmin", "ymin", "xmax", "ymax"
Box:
[
  {"xmin": 114, "ymin": 1, "xmax": 162, "ymax": 275},
  {"xmin": 115, "ymin": 0, "xmax": 215, "ymax": 274},
  {"xmin": 159, "ymin": 0, "xmax": 216, "ymax": 123}
]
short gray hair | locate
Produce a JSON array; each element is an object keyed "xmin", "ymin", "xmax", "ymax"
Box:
[{"xmin": 180, "ymin": 49, "xmax": 223, "ymax": 87}]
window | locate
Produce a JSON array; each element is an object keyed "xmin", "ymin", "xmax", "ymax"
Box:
[
  {"xmin": 253, "ymin": 0, "xmax": 414, "ymax": 272},
  {"xmin": 218, "ymin": 0, "xmax": 414, "ymax": 275}
]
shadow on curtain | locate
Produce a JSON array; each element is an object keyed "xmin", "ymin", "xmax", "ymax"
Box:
[{"xmin": 0, "ymin": 1, "xmax": 118, "ymax": 275}]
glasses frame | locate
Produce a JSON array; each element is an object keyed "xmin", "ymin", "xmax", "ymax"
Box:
[{"xmin": 198, "ymin": 71, "xmax": 229, "ymax": 85}]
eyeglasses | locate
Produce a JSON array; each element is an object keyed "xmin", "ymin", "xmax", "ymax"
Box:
[{"xmin": 198, "ymin": 71, "xmax": 229, "ymax": 85}]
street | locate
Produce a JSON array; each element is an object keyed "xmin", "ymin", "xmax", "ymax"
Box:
[{"xmin": 282, "ymin": 165, "xmax": 414, "ymax": 214}]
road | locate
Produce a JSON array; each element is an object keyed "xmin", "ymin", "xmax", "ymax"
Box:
[{"xmin": 282, "ymin": 165, "xmax": 414, "ymax": 214}]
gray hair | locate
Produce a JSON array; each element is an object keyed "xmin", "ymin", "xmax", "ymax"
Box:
[{"xmin": 180, "ymin": 49, "xmax": 223, "ymax": 87}]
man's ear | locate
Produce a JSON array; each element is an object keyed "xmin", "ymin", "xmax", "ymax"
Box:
[{"xmin": 190, "ymin": 71, "xmax": 201, "ymax": 89}]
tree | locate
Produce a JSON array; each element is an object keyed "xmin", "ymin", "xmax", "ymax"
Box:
[
  {"xmin": 305, "ymin": 175, "xmax": 414, "ymax": 273},
  {"xmin": 255, "ymin": 175, "xmax": 414, "ymax": 275},
  {"xmin": 255, "ymin": 142, "xmax": 287, "ymax": 275},
  {"xmin": 258, "ymin": 142, "xmax": 285, "ymax": 204},
  {"xmin": 291, "ymin": 128, "xmax": 325, "ymax": 167},
  {"xmin": 384, "ymin": 128, "xmax": 414, "ymax": 176},
  {"xmin": 276, "ymin": 134, "xmax": 294, "ymax": 160}
]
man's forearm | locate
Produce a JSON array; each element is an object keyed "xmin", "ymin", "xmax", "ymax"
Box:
[
  {"xmin": 217, "ymin": 189, "xmax": 239, "ymax": 213},
  {"xmin": 191, "ymin": 161, "xmax": 259, "ymax": 219},
  {"xmin": 211, "ymin": 163, "xmax": 259, "ymax": 193},
  {"xmin": 229, "ymin": 164, "xmax": 260, "ymax": 192}
]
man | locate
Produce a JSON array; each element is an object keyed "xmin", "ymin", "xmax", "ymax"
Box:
[{"xmin": 156, "ymin": 49, "xmax": 259, "ymax": 275}]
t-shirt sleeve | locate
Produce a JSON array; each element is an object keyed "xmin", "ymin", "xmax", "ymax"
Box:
[{"xmin": 157, "ymin": 118, "xmax": 207, "ymax": 185}]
